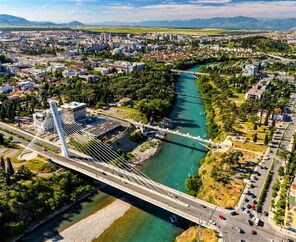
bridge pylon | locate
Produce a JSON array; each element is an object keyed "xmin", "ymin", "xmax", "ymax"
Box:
[{"xmin": 49, "ymin": 100, "xmax": 70, "ymax": 158}]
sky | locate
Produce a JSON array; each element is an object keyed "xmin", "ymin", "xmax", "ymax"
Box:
[{"xmin": 1, "ymin": 0, "xmax": 296, "ymax": 23}]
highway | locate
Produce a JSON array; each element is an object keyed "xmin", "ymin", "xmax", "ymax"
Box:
[{"xmin": 1, "ymin": 122, "xmax": 295, "ymax": 241}]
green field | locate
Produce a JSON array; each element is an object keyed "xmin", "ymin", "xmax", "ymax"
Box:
[
  {"xmin": 0, "ymin": 25, "xmax": 266, "ymax": 35},
  {"xmin": 75, "ymin": 26, "xmax": 262, "ymax": 35}
]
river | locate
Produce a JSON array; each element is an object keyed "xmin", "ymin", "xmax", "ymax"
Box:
[{"xmin": 24, "ymin": 65, "xmax": 208, "ymax": 242}]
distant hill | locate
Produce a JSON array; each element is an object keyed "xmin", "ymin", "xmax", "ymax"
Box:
[
  {"xmin": 0, "ymin": 14, "xmax": 296, "ymax": 30},
  {"xmin": 0, "ymin": 14, "xmax": 31, "ymax": 25},
  {"xmin": 64, "ymin": 21, "xmax": 85, "ymax": 26},
  {"xmin": 139, "ymin": 16, "xmax": 296, "ymax": 30},
  {"xmin": 0, "ymin": 14, "xmax": 84, "ymax": 27},
  {"xmin": 96, "ymin": 16, "xmax": 296, "ymax": 31}
]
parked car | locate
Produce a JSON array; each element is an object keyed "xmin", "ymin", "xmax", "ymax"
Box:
[
  {"xmin": 235, "ymin": 226, "xmax": 244, "ymax": 234},
  {"xmin": 248, "ymin": 220, "xmax": 254, "ymax": 226},
  {"xmin": 263, "ymin": 211, "xmax": 269, "ymax": 216},
  {"xmin": 252, "ymin": 230, "xmax": 257, "ymax": 235},
  {"xmin": 218, "ymin": 215, "xmax": 226, "ymax": 220}
]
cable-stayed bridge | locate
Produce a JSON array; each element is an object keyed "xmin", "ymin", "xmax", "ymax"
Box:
[
  {"xmin": 2, "ymin": 101, "xmax": 294, "ymax": 241},
  {"xmin": 15, "ymin": 101, "xmax": 224, "ymax": 229}
]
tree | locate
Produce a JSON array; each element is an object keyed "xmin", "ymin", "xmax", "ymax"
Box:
[
  {"xmin": 264, "ymin": 134, "xmax": 269, "ymax": 145},
  {"xmin": 278, "ymin": 166, "xmax": 285, "ymax": 177},
  {"xmin": 264, "ymin": 112, "xmax": 269, "ymax": 126},
  {"xmin": 0, "ymin": 156, "xmax": 5, "ymax": 172},
  {"xmin": 249, "ymin": 115, "xmax": 259, "ymax": 125},
  {"xmin": 6, "ymin": 157, "xmax": 14, "ymax": 176},
  {"xmin": 0, "ymin": 133, "xmax": 4, "ymax": 145},
  {"xmin": 253, "ymin": 133, "xmax": 258, "ymax": 143},
  {"xmin": 185, "ymin": 174, "xmax": 202, "ymax": 196}
]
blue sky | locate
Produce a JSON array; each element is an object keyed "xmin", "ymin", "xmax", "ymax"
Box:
[{"xmin": 1, "ymin": 0, "xmax": 296, "ymax": 23}]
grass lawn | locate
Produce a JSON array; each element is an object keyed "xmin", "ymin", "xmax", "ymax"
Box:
[
  {"xmin": 175, "ymin": 226, "xmax": 218, "ymax": 242},
  {"xmin": 3, "ymin": 147, "xmax": 24, "ymax": 163},
  {"xmin": 197, "ymin": 151, "xmax": 245, "ymax": 209},
  {"xmin": 229, "ymin": 92, "xmax": 245, "ymax": 107},
  {"xmin": 24, "ymin": 159, "xmax": 53, "ymax": 173},
  {"xmin": 234, "ymin": 120, "xmax": 269, "ymax": 146},
  {"xmin": 102, "ymin": 106, "xmax": 148, "ymax": 123},
  {"xmin": 232, "ymin": 140, "xmax": 267, "ymax": 154}
]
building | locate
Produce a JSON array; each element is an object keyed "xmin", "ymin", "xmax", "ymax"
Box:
[
  {"xmin": 128, "ymin": 62, "xmax": 146, "ymax": 73},
  {"xmin": 61, "ymin": 102, "xmax": 87, "ymax": 121},
  {"xmin": 62, "ymin": 69, "xmax": 78, "ymax": 78},
  {"xmin": 244, "ymin": 78, "xmax": 272, "ymax": 100},
  {"xmin": 245, "ymin": 64, "xmax": 259, "ymax": 76},
  {"xmin": 0, "ymin": 85, "xmax": 14, "ymax": 94},
  {"xmin": 273, "ymin": 108, "xmax": 284, "ymax": 121},
  {"xmin": 245, "ymin": 88, "xmax": 265, "ymax": 100},
  {"xmin": 33, "ymin": 110, "xmax": 58, "ymax": 131}
]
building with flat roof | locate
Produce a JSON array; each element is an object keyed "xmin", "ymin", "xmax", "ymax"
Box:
[{"xmin": 61, "ymin": 102, "xmax": 87, "ymax": 121}]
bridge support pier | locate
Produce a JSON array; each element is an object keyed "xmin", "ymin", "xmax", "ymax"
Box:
[{"xmin": 49, "ymin": 101, "xmax": 70, "ymax": 158}]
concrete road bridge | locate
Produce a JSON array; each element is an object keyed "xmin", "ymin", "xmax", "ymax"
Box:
[
  {"xmin": 1, "ymin": 101, "xmax": 295, "ymax": 242},
  {"xmin": 170, "ymin": 69, "xmax": 209, "ymax": 76}
]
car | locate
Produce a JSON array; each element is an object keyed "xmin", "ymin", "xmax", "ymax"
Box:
[
  {"xmin": 254, "ymin": 176, "xmax": 258, "ymax": 181},
  {"xmin": 218, "ymin": 215, "xmax": 226, "ymax": 220},
  {"xmin": 241, "ymin": 206, "xmax": 246, "ymax": 211},
  {"xmin": 235, "ymin": 226, "xmax": 244, "ymax": 234},
  {"xmin": 250, "ymin": 184, "xmax": 255, "ymax": 188},
  {"xmin": 245, "ymin": 198, "xmax": 249, "ymax": 202},
  {"xmin": 263, "ymin": 211, "xmax": 269, "ymax": 216},
  {"xmin": 253, "ymin": 200, "xmax": 257, "ymax": 204},
  {"xmin": 252, "ymin": 230, "xmax": 257, "ymax": 235},
  {"xmin": 248, "ymin": 220, "xmax": 254, "ymax": 226},
  {"xmin": 209, "ymin": 220, "xmax": 216, "ymax": 225},
  {"xmin": 247, "ymin": 204, "xmax": 251, "ymax": 209},
  {"xmin": 251, "ymin": 194, "xmax": 257, "ymax": 199},
  {"xmin": 231, "ymin": 211, "xmax": 238, "ymax": 216}
]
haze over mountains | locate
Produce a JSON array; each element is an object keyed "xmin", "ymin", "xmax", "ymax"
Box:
[
  {"xmin": 0, "ymin": 14, "xmax": 296, "ymax": 30},
  {"xmin": 0, "ymin": 14, "xmax": 85, "ymax": 27}
]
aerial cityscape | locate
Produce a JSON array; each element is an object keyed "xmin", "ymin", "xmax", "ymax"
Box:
[{"xmin": 1, "ymin": 1, "xmax": 296, "ymax": 242}]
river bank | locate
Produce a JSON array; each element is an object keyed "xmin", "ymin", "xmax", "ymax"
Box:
[
  {"xmin": 13, "ymin": 188, "xmax": 97, "ymax": 242},
  {"xmin": 48, "ymin": 199, "xmax": 131, "ymax": 242}
]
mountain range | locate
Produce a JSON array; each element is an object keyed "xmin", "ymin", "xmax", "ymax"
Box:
[
  {"xmin": 0, "ymin": 14, "xmax": 85, "ymax": 26},
  {"xmin": 0, "ymin": 14, "xmax": 296, "ymax": 30}
]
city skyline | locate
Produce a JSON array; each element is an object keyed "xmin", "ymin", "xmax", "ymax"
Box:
[{"xmin": 1, "ymin": 0, "xmax": 296, "ymax": 23}]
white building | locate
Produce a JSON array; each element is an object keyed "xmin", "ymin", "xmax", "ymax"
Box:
[
  {"xmin": 62, "ymin": 69, "xmax": 78, "ymax": 78},
  {"xmin": 61, "ymin": 102, "xmax": 87, "ymax": 121}
]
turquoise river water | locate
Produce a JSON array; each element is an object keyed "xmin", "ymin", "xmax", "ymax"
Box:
[{"xmin": 25, "ymin": 65, "xmax": 208, "ymax": 242}]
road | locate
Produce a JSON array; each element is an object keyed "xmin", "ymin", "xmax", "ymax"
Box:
[
  {"xmin": 262, "ymin": 92, "xmax": 296, "ymax": 215},
  {"xmin": 235, "ymin": 89, "xmax": 296, "ymax": 240},
  {"xmin": 1, "ymin": 122, "xmax": 295, "ymax": 241}
]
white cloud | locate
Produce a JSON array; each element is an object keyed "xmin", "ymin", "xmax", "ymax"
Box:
[
  {"xmin": 1, "ymin": 0, "xmax": 296, "ymax": 23},
  {"xmin": 82, "ymin": 0, "xmax": 295, "ymax": 22}
]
